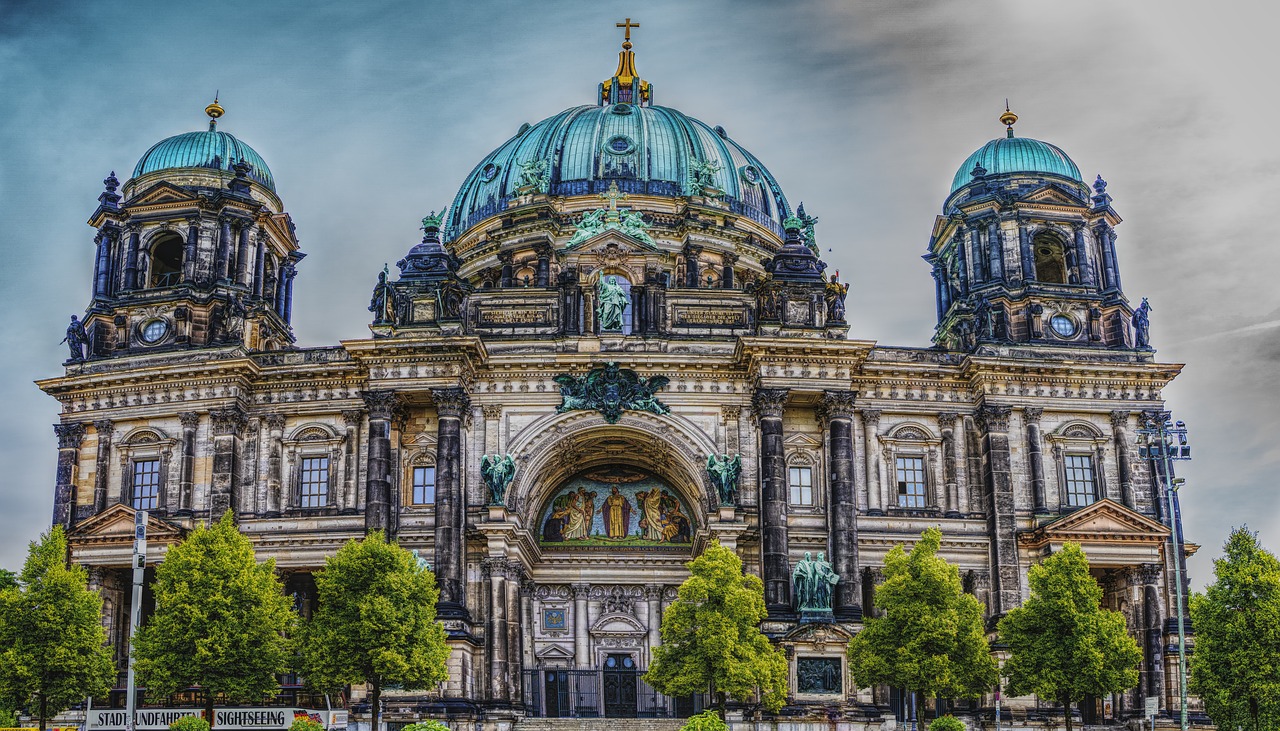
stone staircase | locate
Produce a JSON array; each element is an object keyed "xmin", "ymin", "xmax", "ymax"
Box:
[{"xmin": 513, "ymin": 719, "xmax": 686, "ymax": 731}]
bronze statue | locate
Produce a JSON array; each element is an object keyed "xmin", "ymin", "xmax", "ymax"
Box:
[
  {"xmin": 369, "ymin": 265, "xmax": 396, "ymax": 324},
  {"xmin": 61, "ymin": 315, "xmax": 89, "ymax": 361},
  {"xmin": 792, "ymin": 551, "xmax": 839, "ymax": 613},
  {"xmin": 824, "ymin": 273, "xmax": 849, "ymax": 322},
  {"xmin": 1133, "ymin": 297, "xmax": 1152, "ymax": 349},
  {"xmin": 705, "ymin": 453, "xmax": 742, "ymax": 506},
  {"xmin": 480, "ymin": 453, "xmax": 517, "ymax": 506},
  {"xmin": 597, "ymin": 275, "xmax": 628, "ymax": 331}
]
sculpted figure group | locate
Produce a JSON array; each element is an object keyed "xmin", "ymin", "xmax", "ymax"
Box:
[{"xmin": 792, "ymin": 551, "xmax": 839, "ymax": 612}]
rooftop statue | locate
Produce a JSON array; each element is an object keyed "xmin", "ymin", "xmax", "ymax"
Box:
[
  {"xmin": 369, "ymin": 264, "xmax": 396, "ymax": 325},
  {"xmin": 687, "ymin": 158, "xmax": 723, "ymax": 196},
  {"xmin": 825, "ymin": 273, "xmax": 849, "ymax": 323},
  {"xmin": 796, "ymin": 203, "xmax": 819, "ymax": 254},
  {"xmin": 1133, "ymin": 297, "xmax": 1152, "ymax": 349},
  {"xmin": 61, "ymin": 315, "xmax": 89, "ymax": 361},
  {"xmin": 516, "ymin": 158, "xmax": 550, "ymax": 194}
]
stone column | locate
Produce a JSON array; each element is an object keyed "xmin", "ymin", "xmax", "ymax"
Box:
[
  {"xmin": 93, "ymin": 228, "xmax": 115, "ymax": 299},
  {"xmin": 968, "ymin": 226, "xmax": 986, "ymax": 283},
  {"xmin": 53, "ymin": 423, "xmax": 86, "ymax": 530},
  {"xmin": 953, "ymin": 414, "xmax": 970, "ymax": 515},
  {"xmin": 92, "ymin": 419, "xmax": 114, "ymax": 514},
  {"xmin": 184, "ymin": 217, "xmax": 201, "ymax": 284},
  {"xmin": 938, "ymin": 413, "xmax": 961, "ymax": 517},
  {"xmin": 177, "ymin": 413, "xmax": 199, "ymax": 514},
  {"xmin": 753, "ymin": 388, "xmax": 791, "ymax": 615},
  {"xmin": 821, "ymin": 390, "xmax": 860, "ymax": 620},
  {"xmin": 484, "ymin": 559, "xmax": 511, "ymax": 702},
  {"xmin": 573, "ymin": 583, "xmax": 590, "ymax": 669},
  {"xmin": 282, "ymin": 261, "xmax": 298, "ymax": 322},
  {"xmin": 505, "ymin": 562, "xmax": 523, "ymax": 703},
  {"xmin": 976, "ymin": 405, "xmax": 1018, "ymax": 615},
  {"xmin": 433, "ymin": 386, "xmax": 471, "ymax": 619},
  {"xmin": 275, "ymin": 261, "xmax": 290, "ymax": 318},
  {"xmin": 861, "ymin": 410, "xmax": 883, "ymax": 515},
  {"xmin": 363, "ymin": 391, "xmax": 399, "ymax": 534},
  {"xmin": 1111, "ymin": 410, "xmax": 1135, "ymax": 508},
  {"xmin": 1104, "ymin": 227, "xmax": 1123, "ymax": 292},
  {"xmin": 986, "ymin": 219, "xmax": 1004, "ymax": 282},
  {"xmin": 535, "ymin": 244, "xmax": 552, "ymax": 288},
  {"xmin": 645, "ymin": 585, "xmax": 663, "ymax": 660},
  {"xmin": 1073, "ymin": 224, "xmax": 1095, "ymax": 287},
  {"xmin": 264, "ymin": 414, "xmax": 285, "ymax": 515},
  {"xmin": 721, "ymin": 252, "xmax": 737, "ymax": 289},
  {"xmin": 253, "ymin": 233, "xmax": 267, "ymax": 297},
  {"xmin": 1018, "ymin": 220, "xmax": 1035, "ymax": 283},
  {"xmin": 216, "ymin": 216, "xmax": 234, "ymax": 282},
  {"xmin": 954, "ymin": 232, "xmax": 970, "ymax": 296},
  {"xmin": 209, "ymin": 406, "xmax": 247, "ymax": 521},
  {"xmin": 235, "ymin": 223, "xmax": 252, "ymax": 287},
  {"xmin": 683, "ymin": 244, "xmax": 702, "ymax": 288},
  {"xmin": 932, "ymin": 266, "xmax": 948, "ymax": 320},
  {"xmin": 342, "ymin": 410, "xmax": 364, "ymax": 513},
  {"xmin": 1024, "ymin": 407, "xmax": 1048, "ymax": 514},
  {"xmin": 499, "ymin": 251, "xmax": 514, "ymax": 288},
  {"xmin": 1139, "ymin": 563, "xmax": 1165, "ymax": 711}
]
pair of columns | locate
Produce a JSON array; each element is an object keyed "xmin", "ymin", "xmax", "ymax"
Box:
[{"xmin": 754, "ymin": 388, "xmax": 860, "ymax": 620}]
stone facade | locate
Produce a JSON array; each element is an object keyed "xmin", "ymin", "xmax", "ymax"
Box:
[{"xmin": 37, "ymin": 40, "xmax": 1198, "ymax": 731}]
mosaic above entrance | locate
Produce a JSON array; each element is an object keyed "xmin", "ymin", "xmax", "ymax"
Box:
[{"xmin": 539, "ymin": 466, "xmax": 692, "ymax": 548}]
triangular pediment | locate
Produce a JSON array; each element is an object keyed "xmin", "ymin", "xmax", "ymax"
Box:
[
  {"xmin": 1022, "ymin": 183, "xmax": 1086, "ymax": 207},
  {"xmin": 1019, "ymin": 499, "xmax": 1168, "ymax": 549},
  {"xmin": 570, "ymin": 227, "xmax": 659, "ymax": 252},
  {"xmin": 535, "ymin": 644, "xmax": 575, "ymax": 660},
  {"xmin": 128, "ymin": 181, "xmax": 200, "ymax": 206},
  {"xmin": 783, "ymin": 433, "xmax": 822, "ymax": 449},
  {"xmin": 69, "ymin": 504, "xmax": 187, "ymax": 544}
]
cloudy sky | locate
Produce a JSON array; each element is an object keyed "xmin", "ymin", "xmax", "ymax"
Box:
[{"xmin": 1, "ymin": 0, "xmax": 1276, "ymax": 586}]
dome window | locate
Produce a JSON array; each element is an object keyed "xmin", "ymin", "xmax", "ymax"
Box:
[
  {"xmin": 139, "ymin": 318, "xmax": 171, "ymax": 345},
  {"xmin": 1049, "ymin": 314, "xmax": 1078, "ymax": 338},
  {"xmin": 605, "ymin": 135, "xmax": 635, "ymax": 155},
  {"xmin": 739, "ymin": 165, "xmax": 762, "ymax": 186},
  {"xmin": 611, "ymin": 103, "xmax": 632, "ymax": 115},
  {"xmin": 480, "ymin": 163, "xmax": 501, "ymax": 182}
]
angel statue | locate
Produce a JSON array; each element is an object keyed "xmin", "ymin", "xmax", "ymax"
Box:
[
  {"xmin": 706, "ymin": 453, "xmax": 742, "ymax": 507},
  {"xmin": 480, "ymin": 453, "xmax": 517, "ymax": 506}
]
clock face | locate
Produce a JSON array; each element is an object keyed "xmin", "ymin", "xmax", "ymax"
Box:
[
  {"xmin": 1050, "ymin": 314, "xmax": 1077, "ymax": 338},
  {"xmin": 140, "ymin": 319, "xmax": 169, "ymax": 344}
]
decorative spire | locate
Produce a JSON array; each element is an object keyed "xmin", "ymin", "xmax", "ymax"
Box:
[
  {"xmin": 205, "ymin": 92, "xmax": 224, "ymax": 131},
  {"xmin": 1000, "ymin": 99, "xmax": 1018, "ymax": 138},
  {"xmin": 599, "ymin": 19, "xmax": 651, "ymax": 106}
]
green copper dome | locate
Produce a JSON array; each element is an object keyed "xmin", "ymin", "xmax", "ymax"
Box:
[
  {"xmin": 132, "ymin": 122, "xmax": 275, "ymax": 192},
  {"xmin": 447, "ymin": 103, "xmax": 790, "ymax": 239},
  {"xmin": 950, "ymin": 135, "xmax": 1082, "ymax": 194}
]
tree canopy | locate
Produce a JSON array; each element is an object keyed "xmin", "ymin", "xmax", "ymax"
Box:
[
  {"xmin": 1189, "ymin": 527, "xmax": 1280, "ymax": 731},
  {"xmin": 645, "ymin": 543, "xmax": 788, "ymax": 715},
  {"xmin": 998, "ymin": 542, "xmax": 1140, "ymax": 731},
  {"xmin": 299, "ymin": 532, "xmax": 449, "ymax": 731},
  {"xmin": 0, "ymin": 527, "xmax": 114, "ymax": 731},
  {"xmin": 847, "ymin": 527, "xmax": 996, "ymax": 705},
  {"xmin": 133, "ymin": 512, "xmax": 296, "ymax": 727}
]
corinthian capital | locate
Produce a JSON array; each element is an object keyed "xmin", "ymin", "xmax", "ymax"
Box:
[
  {"xmin": 817, "ymin": 390, "xmax": 857, "ymax": 423},
  {"xmin": 431, "ymin": 387, "xmax": 471, "ymax": 419},
  {"xmin": 53, "ymin": 422, "xmax": 86, "ymax": 449},
  {"xmin": 752, "ymin": 388, "xmax": 789, "ymax": 420},
  {"xmin": 210, "ymin": 406, "xmax": 248, "ymax": 436},
  {"xmin": 362, "ymin": 390, "xmax": 401, "ymax": 421},
  {"xmin": 975, "ymin": 405, "xmax": 1011, "ymax": 433}
]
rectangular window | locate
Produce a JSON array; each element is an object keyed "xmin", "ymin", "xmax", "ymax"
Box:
[
  {"xmin": 412, "ymin": 465, "xmax": 437, "ymax": 505},
  {"xmin": 895, "ymin": 455, "xmax": 927, "ymax": 509},
  {"xmin": 788, "ymin": 466, "xmax": 814, "ymax": 506},
  {"xmin": 299, "ymin": 456, "xmax": 330, "ymax": 508},
  {"xmin": 1064, "ymin": 454, "xmax": 1097, "ymax": 507},
  {"xmin": 132, "ymin": 459, "xmax": 161, "ymax": 510}
]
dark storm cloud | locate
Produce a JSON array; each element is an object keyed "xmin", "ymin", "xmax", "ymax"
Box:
[{"xmin": 1, "ymin": 0, "xmax": 1276, "ymax": 586}]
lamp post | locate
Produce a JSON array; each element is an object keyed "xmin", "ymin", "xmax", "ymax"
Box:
[{"xmin": 1136, "ymin": 413, "xmax": 1191, "ymax": 731}]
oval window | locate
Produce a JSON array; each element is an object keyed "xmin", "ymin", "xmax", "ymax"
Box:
[
  {"xmin": 140, "ymin": 319, "xmax": 169, "ymax": 344},
  {"xmin": 480, "ymin": 163, "xmax": 500, "ymax": 182},
  {"xmin": 605, "ymin": 135, "xmax": 635, "ymax": 155},
  {"xmin": 739, "ymin": 164, "xmax": 762, "ymax": 185},
  {"xmin": 1049, "ymin": 314, "xmax": 1077, "ymax": 337}
]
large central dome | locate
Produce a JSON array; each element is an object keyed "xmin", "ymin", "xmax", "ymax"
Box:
[{"xmin": 446, "ymin": 47, "xmax": 790, "ymax": 240}]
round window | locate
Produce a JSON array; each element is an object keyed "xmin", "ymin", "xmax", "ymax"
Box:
[
  {"xmin": 605, "ymin": 135, "xmax": 635, "ymax": 155},
  {"xmin": 739, "ymin": 164, "xmax": 762, "ymax": 185},
  {"xmin": 1049, "ymin": 314, "xmax": 1077, "ymax": 338},
  {"xmin": 480, "ymin": 163, "xmax": 500, "ymax": 182},
  {"xmin": 611, "ymin": 103, "xmax": 632, "ymax": 115},
  {"xmin": 140, "ymin": 319, "xmax": 169, "ymax": 344}
]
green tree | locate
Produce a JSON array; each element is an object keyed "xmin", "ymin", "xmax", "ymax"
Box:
[
  {"xmin": 169, "ymin": 716, "xmax": 211, "ymax": 731},
  {"xmin": 1189, "ymin": 527, "xmax": 1280, "ymax": 731},
  {"xmin": 0, "ymin": 527, "xmax": 114, "ymax": 731},
  {"xmin": 847, "ymin": 528, "xmax": 996, "ymax": 721},
  {"xmin": 133, "ymin": 512, "xmax": 296, "ymax": 727},
  {"xmin": 299, "ymin": 533, "xmax": 449, "ymax": 731},
  {"xmin": 998, "ymin": 542, "xmax": 1140, "ymax": 731},
  {"xmin": 644, "ymin": 543, "xmax": 787, "ymax": 716}
]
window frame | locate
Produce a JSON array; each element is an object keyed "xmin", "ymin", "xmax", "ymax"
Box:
[
  {"xmin": 283, "ymin": 423, "xmax": 347, "ymax": 513},
  {"xmin": 130, "ymin": 457, "xmax": 163, "ymax": 510},
  {"xmin": 893, "ymin": 454, "xmax": 928, "ymax": 509},
  {"xmin": 788, "ymin": 465, "xmax": 815, "ymax": 507},
  {"xmin": 1046, "ymin": 420, "xmax": 1111, "ymax": 510},
  {"xmin": 297, "ymin": 455, "xmax": 331, "ymax": 509},
  {"xmin": 116, "ymin": 427, "xmax": 178, "ymax": 513},
  {"xmin": 411, "ymin": 464, "xmax": 437, "ymax": 506},
  {"xmin": 879, "ymin": 423, "xmax": 942, "ymax": 514},
  {"xmin": 1061, "ymin": 453, "xmax": 1098, "ymax": 507}
]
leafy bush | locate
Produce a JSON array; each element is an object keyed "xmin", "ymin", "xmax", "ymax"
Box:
[
  {"xmin": 169, "ymin": 715, "xmax": 211, "ymax": 731},
  {"xmin": 929, "ymin": 715, "xmax": 966, "ymax": 731},
  {"xmin": 0, "ymin": 708, "xmax": 19, "ymax": 728},
  {"xmin": 401, "ymin": 722, "xmax": 451, "ymax": 731},
  {"xmin": 288, "ymin": 717, "xmax": 325, "ymax": 731},
  {"xmin": 680, "ymin": 710, "xmax": 728, "ymax": 731}
]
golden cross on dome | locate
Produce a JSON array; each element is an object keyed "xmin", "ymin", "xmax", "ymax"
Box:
[{"xmin": 616, "ymin": 17, "xmax": 639, "ymax": 48}]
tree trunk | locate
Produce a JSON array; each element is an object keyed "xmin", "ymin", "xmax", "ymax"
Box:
[
  {"xmin": 1062, "ymin": 694, "xmax": 1073, "ymax": 731},
  {"xmin": 39, "ymin": 692, "xmax": 47, "ymax": 731},
  {"xmin": 370, "ymin": 682, "xmax": 381, "ymax": 731},
  {"xmin": 205, "ymin": 690, "xmax": 216, "ymax": 729}
]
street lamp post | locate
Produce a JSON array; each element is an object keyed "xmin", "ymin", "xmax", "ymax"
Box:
[{"xmin": 1136, "ymin": 414, "xmax": 1191, "ymax": 731}]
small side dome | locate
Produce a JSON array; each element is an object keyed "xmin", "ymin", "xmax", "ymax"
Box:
[
  {"xmin": 131, "ymin": 99, "xmax": 275, "ymax": 191},
  {"xmin": 949, "ymin": 136, "xmax": 1082, "ymax": 194}
]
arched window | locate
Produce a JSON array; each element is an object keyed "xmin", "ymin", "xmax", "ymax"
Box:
[
  {"xmin": 1032, "ymin": 232, "xmax": 1068, "ymax": 284},
  {"xmin": 148, "ymin": 234, "xmax": 184, "ymax": 288}
]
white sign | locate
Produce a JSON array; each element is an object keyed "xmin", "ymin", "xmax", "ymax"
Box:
[
  {"xmin": 87, "ymin": 708, "xmax": 345, "ymax": 731},
  {"xmin": 1146, "ymin": 696, "xmax": 1159, "ymax": 717}
]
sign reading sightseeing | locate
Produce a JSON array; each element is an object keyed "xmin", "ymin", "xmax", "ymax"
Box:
[{"xmin": 553, "ymin": 361, "xmax": 670, "ymax": 424}]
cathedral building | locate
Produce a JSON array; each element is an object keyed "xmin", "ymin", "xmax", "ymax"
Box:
[{"xmin": 38, "ymin": 27, "xmax": 1194, "ymax": 729}]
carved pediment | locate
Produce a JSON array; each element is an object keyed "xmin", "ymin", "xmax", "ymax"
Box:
[
  {"xmin": 1019, "ymin": 498, "xmax": 1169, "ymax": 550},
  {"xmin": 534, "ymin": 643, "xmax": 575, "ymax": 660},
  {"xmin": 128, "ymin": 181, "xmax": 200, "ymax": 207},
  {"xmin": 1022, "ymin": 183, "xmax": 1086, "ymax": 207},
  {"xmin": 590, "ymin": 612, "xmax": 646, "ymax": 636},
  {"xmin": 69, "ymin": 504, "xmax": 187, "ymax": 546},
  {"xmin": 783, "ymin": 433, "xmax": 822, "ymax": 449}
]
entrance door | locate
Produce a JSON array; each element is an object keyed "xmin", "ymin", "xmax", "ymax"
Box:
[
  {"xmin": 602, "ymin": 654, "xmax": 638, "ymax": 717},
  {"xmin": 544, "ymin": 670, "xmax": 569, "ymax": 717}
]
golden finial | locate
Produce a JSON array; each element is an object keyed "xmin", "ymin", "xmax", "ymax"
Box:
[
  {"xmin": 205, "ymin": 92, "xmax": 224, "ymax": 130},
  {"xmin": 616, "ymin": 17, "xmax": 639, "ymax": 51},
  {"xmin": 1000, "ymin": 99, "xmax": 1018, "ymax": 138}
]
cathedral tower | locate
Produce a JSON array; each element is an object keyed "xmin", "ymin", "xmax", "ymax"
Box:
[
  {"xmin": 78, "ymin": 98, "xmax": 302, "ymax": 360},
  {"xmin": 926, "ymin": 107, "xmax": 1136, "ymax": 353}
]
